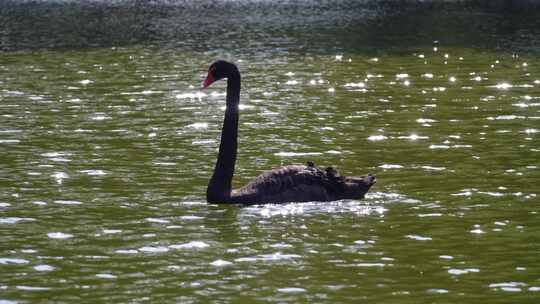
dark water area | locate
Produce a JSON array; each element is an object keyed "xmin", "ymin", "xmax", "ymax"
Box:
[
  {"xmin": 2, "ymin": 0, "xmax": 540, "ymax": 54},
  {"xmin": 1, "ymin": 1, "xmax": 540, "ymax": 303}
]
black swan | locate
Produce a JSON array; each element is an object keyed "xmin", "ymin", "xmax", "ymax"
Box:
[{"xmin": 203, "ymin": 60, "xmax": 375, "ymax": 204}]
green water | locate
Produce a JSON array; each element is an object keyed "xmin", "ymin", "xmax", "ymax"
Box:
[{"xmin": 1, "ymin": 1, "xmax": 540, "ymax": 303}]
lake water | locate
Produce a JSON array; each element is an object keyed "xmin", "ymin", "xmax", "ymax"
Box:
[{"xmin": 1, "ymin": 1, "xmax": 540, "ymax": 303}]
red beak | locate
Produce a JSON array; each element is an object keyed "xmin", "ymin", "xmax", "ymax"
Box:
[{"xmin": 202, "ymin": 72, "xmax": 215, "ymax": 89}]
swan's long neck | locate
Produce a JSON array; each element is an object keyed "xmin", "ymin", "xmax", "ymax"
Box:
[{"xmin": 206, "ymin": 73, "xmax": 241, "ymax": 202}]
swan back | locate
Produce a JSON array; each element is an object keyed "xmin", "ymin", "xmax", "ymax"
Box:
[{"xmin": 230, "ymin": 164, "xmax": 375, "ymax": 204}]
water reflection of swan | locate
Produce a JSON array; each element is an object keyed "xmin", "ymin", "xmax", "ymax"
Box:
[{"xmin": 203, "ymin": 60, "xmax": 375, "ymax": 204}]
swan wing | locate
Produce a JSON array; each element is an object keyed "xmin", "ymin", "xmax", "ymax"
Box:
[{"xmin": 233, "ymin": 165, "xmax": 344, "ymax": 203}]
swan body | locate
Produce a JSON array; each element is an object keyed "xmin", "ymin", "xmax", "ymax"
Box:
[{"xmin": 203, "ymin": 60, "xmax": 375, "ymax": 204}]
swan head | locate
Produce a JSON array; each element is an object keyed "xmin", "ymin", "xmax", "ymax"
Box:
[
  {"xmin": 203, "ymin": 60, "xmax": 239, "ymax": 89},
  {"xmin": 342, "ymin": 174, "xmax": 376, "ymax": 199}
]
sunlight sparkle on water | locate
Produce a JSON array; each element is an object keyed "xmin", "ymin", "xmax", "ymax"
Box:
[
  {"xmin": 243, "ymin": 201, "xmax": 386, "ymax": 218},
  {"xmin": 285, "ymin": 80, "xmax": 299, "ymax": 85},
  {"xmin": 169, "ymin": 241, "xmax": 210, "ymax": 250},
  {"xmin": 54, "ymin": 200, "xmax": 83, "ymax": 205},
  {"xmin": 344, "ymin": 82, "xmax": 366, "ymax": 88},
  {"xmin": 494, "ymin": 82, "xmax": 513, "ymax": 90},
  {"xmin": 399, "ymin": 134, "xmax": 428, "ymax": 140},
  {"xmin": 211, "ymin": 259, "xmax": 233, "ymax": 267},
  {"xmin": 139, "ymin": 246, "xmax": 169, "ymax": 253},
  {"xmin": 0, "ymin": 139, "xmax": 20, "ymax": 144},
  {"xmin": 489, "ymin": 282, "xmax": 527, "ymax": 292},
  {"xmin": 42, "ymin": 151, "xmax": 71, "ymax": 162},
  {"xmin": 406, "ymin": 235, "xmax": 432, "ymax": 241},
  {"xmin": 47, "ymin": 232, "xmax": 74, "ymax": 239},
  {"xmin": 417, "ymin": 118, "xmax": 437, "ymax": 124},
  {"xmin": 0, "ymin": 258, "xmax": 29, "ymax": 265},
  {"xmin": 470, "ymin": 228, "xmax": 486, "ymax": 234},
  {"xmin": 52, "ymin": 172, "xmax": 69, "ymax": 184},
  {"xmin": 16, "ymin": 286, "xmax": 50, "ymax": 291},
  {"xmin": 278, "ymin": 287, "xmax": 307, "ymax": 294},
  {"xmin": 421, "ymin": 166, "xmax": 446, "ymax": 171},
  {"xmin": 186, "ymin": 122, "xmax": 208, "ymax": 130},
  {"xmin": 34, "ymin": 265, "xmax": 55, "ymax": 272},
  {"xmin": 427, "ymin": 289, "xmax": 449, "ymax": 294},
  {"xmin": 80, "ymin": 169, "xmax": 107, "ymax": 176},
  {"xmin": 379, "ymin": 164, "xmax": 403, "ymax": 169},
  {"xmin": 448, "ymin": 268, "xmax": 480, "ymax": 275},
  {"xmin": 396, "ymin": 73, "xmax": 409, "ymax": 79},
  {"xmin": 523, "ymin": 129, "xmax": 539, "ymax": 134},
  {"xmin": 368, "ymin": 135, "xmax": 387, "ymax": 141},
  {"xmin": 176, "ymin": 92, "xmax": 206, "ymax": 99},
  {"xmin": 79, "ymin": 79, "xmax": 93, "ymax": 85},
  {"xmin": 0, "ymin": 217, "xmax": 36, "ymax": 224},
  {"xmin": 275, "ymin": 151, "xmax": 323, "ymax": 157},
  {"xmin": 96, "ymin": 273, "xmax": 117, "ymax": 279}
]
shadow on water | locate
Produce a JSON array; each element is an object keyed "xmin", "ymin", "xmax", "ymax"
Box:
[{"xmin": 1, "ymin": 0, "xmax": 540, "ymax": 54}]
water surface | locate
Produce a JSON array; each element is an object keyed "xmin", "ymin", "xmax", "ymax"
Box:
[{"xmin": 1, "ymin": 1, "xmax": 540, "ymax": 303}]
